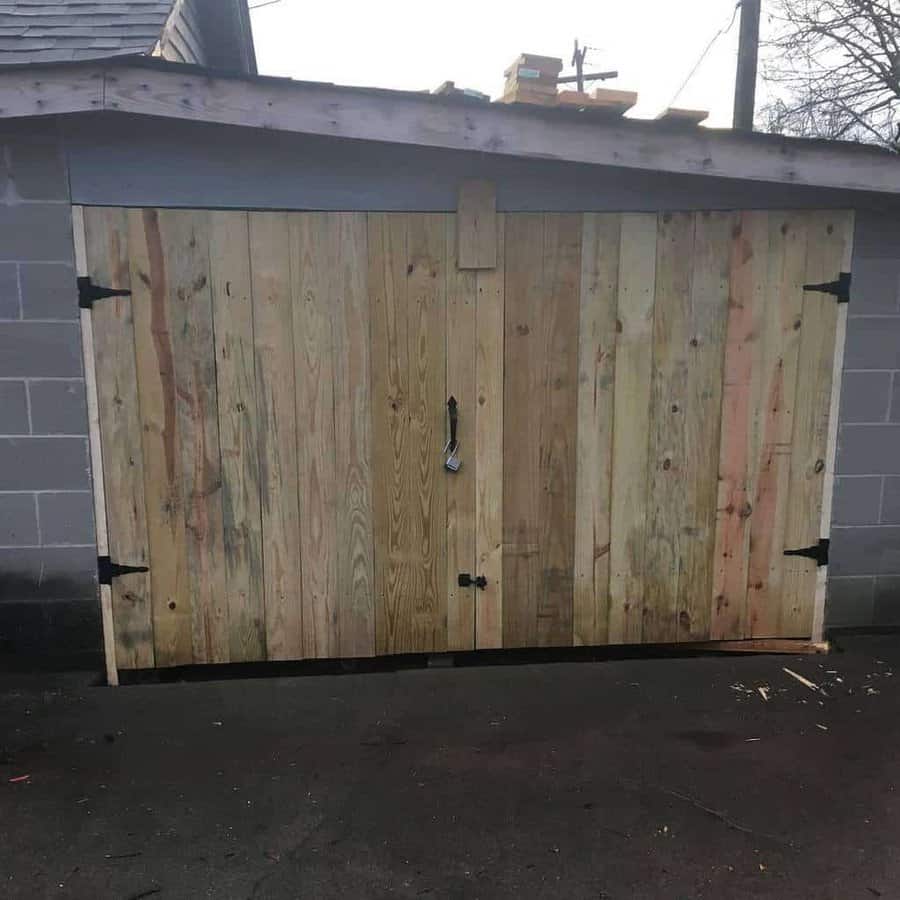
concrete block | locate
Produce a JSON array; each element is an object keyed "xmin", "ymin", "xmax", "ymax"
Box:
[
  {"xmin": 0, "ymin": 437, "xmax": 89, "ymax": 490},
  {"xmin": 839, "ymin": 371, "xmax": 892, "ymax": 423},
  {"xmin": 853, "ymin": 212, "xmax": 900, "ymax": 258},
  {"xmin": 38, "ymin": 492, "xmax": 95, "ymax": 546},
  {"xmin": 873, "ymin": 576, "xmax": 900, "ymax": 625},
  {"xmin": 0, "ymin": 322, "xmax": 82, "ymax": 377},
  {"xmin": 0, "ymin": 597, "xmax": 101, "ymax": 659},
  {"xmin": 0, "ymin": 262, "xmax": 19, "ymax": 319},
  {"xmin": 0, "ymin": 493, "xmax": 38, "ymax": 545},
  {"xmin": 0, "ymin": 545, "xmax": 97, "ymax": 601},
  {"xmin": 6, "ymin": 136, "xmax": 69, "ymax": 202},
  {"xmin": 0, "ymin": 203, "xmax": 73, "ymax": 263},
  {"xmin": 881, "ymin": 477, "xmax": 900, "ymax": 524},
  {"xmin": 849, "ymin": 258, "xmax": 900, "ymax": 316},
  {"xmin": 824, "ymin": 576, "xmax": 875, "ymax": 628},
  {"xmin": 29, "ymin": 379, "xmax": 88, "ymax": 435},
  {"xmin": 832, "ymin": 476, "xmax": 883, "ymax": 526},
  {"xmin": 20, "ymin": 262, "xmax": 77, "ymax": 320},
  {"xmin": 830, "ymin": 525, "xmax": 900, "ymax": 576},
  {"xmin": 836, "ymin": 424, "xmax": 900, "ymax": 475},
  {"xmin": 891, "ymin": 374, "xmax": 900, "ymax": 423},
  {"xmin": 843, "ymin": 317, "xmax": 900, "ymax": 370},
  {"xmin": 0, "ymin": 381, "xmax": 29, "ymax": 434}
]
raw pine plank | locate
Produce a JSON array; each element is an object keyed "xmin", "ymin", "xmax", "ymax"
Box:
[
  {"xmin": 643, "ymin": 212, "xmax": 695, "ymax": 643},
  {"xmin": 83, "ymin": 206, "xmax": 154, "ymax": 671},
  {"xmin": 332, "ymin": 213, "xmax": 376, "ymax": 658},
  {"xmin": 406, "ymin": 214, "xmax": 449, "ymax": 651},
  {"xmin": 502, "ymin": 214, "xmax": 545, "ymax": 648},
  {"xmin": 446, "ymin": 216, "xmax": 477, "ymax": 650},
  {"xmin": 746, "ymin": 212, "xmax": 809, "ymax": 638},
  {"xmin": 710, "ymin": 211, "xmax": 770, "ymax": 640},
  {"xmin": 608, "ymin": 213, "xmax": 657, "ymax": 645},
  {"xmin": 457, "ymin": 179, "xmax": 497, "ymax": 269},
  {"xmin": 475, "ymin": 215, "xmax": 505, "ymax": 649},
  {"xmin": 781, "ymin": 211, "xmax": 852, "ymax": 636},
  {"xmin": 536, "ymin": 213, "xmax": 581, "ymax": 647},
  {"xmin": 573, "ymin": 213, "xmax": 619, "ymax": 647},
  {"xmin": 249, "ymin": 212, "xmax": 304, "ymax": 660},
  {"xmin": 127, "ymin": 208, "xmax": 192, "ymax": 666},
  {"xmin": 676, "ymin": 211, "xmax": 732, "ymax": 641},
  {"xmin": 209, "ymin": 211, "xmax": 266, "ymax": 662},
  {"xmin": 371, "ymin": 213, "xmax": 413, "ymax": 654},
  {"xmin": 163, "ymin": 210, "xmax": 229, "ymax": 664},
  {"xmin": 290, "ymin": 212, "xmax": 340, "ymax": 659}
]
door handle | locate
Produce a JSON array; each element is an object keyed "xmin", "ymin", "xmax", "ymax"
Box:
[{"xmin": 444, "ymin": 396, "xmax": 460, "ymax": 472}]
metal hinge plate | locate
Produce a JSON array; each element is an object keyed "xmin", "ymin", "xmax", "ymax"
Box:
[
  {"xmin": 98, "ymin": 555, "xmax": 149, "ymax": 586},
  {"xmin": 78, "ymin": 276, "xmax": 132, "ymax": 310},
  {"xmin": 458, "ymin": 573, "xmax": 487, "ymax": 590},
  {"xmin": 802, "ymin": 272, "xmax": 851, "ymax": 304},
  {"xmin": 784, "ymin": 538, "xmax": 830, "ymax": 567}
]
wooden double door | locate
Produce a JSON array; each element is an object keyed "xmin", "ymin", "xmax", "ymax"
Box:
[{"xmin": 81, "ymin": 206, "xmax": 853, "ymax": 670}]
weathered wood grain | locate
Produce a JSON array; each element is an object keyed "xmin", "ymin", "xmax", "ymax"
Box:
[
  {"xmin": 475, "ymin": 215, "xmax": 506, "ymax": 649},
  {"xmin": 291, "ymin": 212, "xmax": 340, "ymax": 659},
  {"xmin": 573, "ymin": 213, "xmax": 619, "ymax": 647},
  {"xmin": 127, "ymin": 208, "xmax": 192, "ymax": 666},
  {"xmin": 163, "ymin": 210, "xmax": 228, "ymax": 664},
  {"xmin": 83, "ymin": 206, "xmax": 154, "ymax": 670},
  {"xmin": 249, "ymin": 212, "xmax": 304, "ymax": 660},
  {"xmin": 446, "ymin": 216, "xmax": 477, "ymax": 650},
  {"xmin": 710, "ymin": 211, "xmax": 770, "ymax": 640},
  {"xmin": 209, "ymin": 210, "xmax": 266, "ymax": 662},
  {"xmin": 457, "ymin": 180, "xmax": 497, "ymax": 270},
  {"xmin": 608, "ymin": 213, "xmax": 657, "ymax": 645}
]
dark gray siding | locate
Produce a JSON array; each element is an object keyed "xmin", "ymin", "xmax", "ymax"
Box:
[{"xmin": 0, "ymin": 120, "xmax": 99, "ymax": 665}]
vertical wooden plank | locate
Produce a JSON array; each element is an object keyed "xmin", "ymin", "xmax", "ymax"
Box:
[
  {"xmin": 208, "ymin": 210, "xmax": 266, "ymax": 662},
  {"xmin": 290, "ymin": 212, "xmax": 339, "ymax": 659},
  {"xmin": 745, "ymin": 212, "xmax": 808, "ymax": 638},
  {"xmin": 643, "ymin": 212, "xmax": 695, "ymax": 644},
  {"xmin": 475, "ymin": 215, "xmax": 505, "ymax": 649},
  {"xmin": 332, "ymin": 213, "xmax": 376, "ymax": 658},
  {"xmin": 407, "ymin": 213, "xmax": 449, "ymax": 652},
  {"xmin": 710, "ymin": 211, "xmax": 770, "ymax": 640},
  {"xmin": 457, "ymin": 179, "xmax": 497, "ymax": 270},
  {"xmin": 573, "ymin": 213, "xmax": 619, "ymax": 647},
  {"xmin": 677, "ymin": 211, "xmax": 733, "ymax": 641},
  {"xmin": 163, "ymin": 210, "xmax": 228, "ymax": 664},
  {"xmin": 502, "ymin": 214, "xmax": 544, "ymax": 648},
  {"xmin": 249, "ymin": 212, "xmax": 304, "ymax": 661},
  {"xmin": 781, "ymin": 211, "xmax": 852, "ymax": 636},
  {"xmin": 370, "ymin": 213, "xmax": 412, "ymax": 655},
  {"xmin": 83, "ymin": 206, "xmax": 153, "ymax": 673},
  {"xmin": 446, "ymin": 215, "xmax": 477, "ymax": 651},
  {"xmin": 537, "ymin": 213, "xmax": 581, "ymax": 647},
  {"xmin": 127, "ymin": 208, "xmax": 192, "ymax": 666},
  {"xmin": 608, "ymin": 213, "xmax": 657, "ymax": 645}
]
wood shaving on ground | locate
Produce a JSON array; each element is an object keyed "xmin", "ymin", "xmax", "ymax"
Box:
[
  {"xmin": 745, "ymin": 737, "xmax": 761, "ymax": 743},
  {"xmin": 816, "ymin": 723, "xmax": 828, "ymax": 731},
  {"xmin": 783, "ymin": 667, "xmax": 819, "ymax": 692},
  {"xmin": 757, "ymin": 686, "xmax": 770, "ymax": 701}
]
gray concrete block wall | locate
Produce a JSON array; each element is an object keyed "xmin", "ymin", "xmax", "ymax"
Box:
[
  {"xmin": 828, "ymin": 211, "xmax": 900, "ymax": 629},
  {"xmin": 0, "ymin": 121, "xmax": 99, "ymax": 664}
]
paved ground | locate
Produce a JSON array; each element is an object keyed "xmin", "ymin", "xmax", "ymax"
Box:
[{"xmin": 1, "ymin": 636, "xmax": 899, "ymax": 899}]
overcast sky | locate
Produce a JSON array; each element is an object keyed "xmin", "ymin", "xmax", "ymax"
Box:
[{"xmin": 249, "ymin": 0, "xmax": 769, "ymax": 128}]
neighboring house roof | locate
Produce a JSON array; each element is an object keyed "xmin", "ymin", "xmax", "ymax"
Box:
[
  {"xmin": 0, "ymin": 0, "xmax": 256, "ymax": 72},
  {"xmin": 2, "ymin": 56, "xmax": 899, "ymax": 196}
]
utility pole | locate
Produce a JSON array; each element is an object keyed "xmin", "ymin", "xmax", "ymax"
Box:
[
  {"xmin": 556, "ymin": 40, "xmax": 618, "ymax": 93},
  {"xmin": 733, "ymin": 0, "xmax": 761, "ymax": 130}
]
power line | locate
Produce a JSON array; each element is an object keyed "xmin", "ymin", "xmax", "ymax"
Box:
[
  {"xmin": 249, "ymin": 0, "xmax": 283, "ymax": 10},
  {"xmin": 668, "ymin": 1, "xmax": 742, "ymax": 109}
]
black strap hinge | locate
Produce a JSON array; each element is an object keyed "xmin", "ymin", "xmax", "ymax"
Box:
[
  {"xmin": 458, "ymin": 573, "xmax": 488, "ymax": 590},
  {"xmin": 802, "ymin": 272, "xmax": 851, "ymax": 304},
  {"xmin": 784, "ymin": 538, "xmax": 830, "ymax": 567},
  {"xmin": 98, "ymin": 555, "xmax": 149, "ymax": 586},
  {"xmin": 78, "ymin": 276, "xmax": 132, "ymax": 310}
]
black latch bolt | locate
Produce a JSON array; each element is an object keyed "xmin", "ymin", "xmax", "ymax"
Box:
[
  {"xmin": 802, "ymin": 272, "xmax": 851, "ymax": 304},
  {"xmin": 784, "ymin": 538, "xmax": 830, "ymax": 567},
  {"xmin": 78, "ymin": 276, "xmax": 132, "ymax": 310},
  {"xmin": 97, "ymin": 555, "xmax": 149, "ymax": 586},
  {"xmin": 458, "ymin": 573, "xmax": 487, "ymax": 590}
]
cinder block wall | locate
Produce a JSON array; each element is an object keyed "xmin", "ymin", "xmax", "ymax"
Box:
[
  {"xmin": 828, "ymin": 212, "xmax": 900, "ymax": 629},
  {"xmin": 0, "ymin": 121, "xmax": 99, "ymax": 665}
]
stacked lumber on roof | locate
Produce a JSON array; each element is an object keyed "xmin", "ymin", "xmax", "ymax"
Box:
[{"xmin": 500, "ymin": 53, "xmax": 563, "ymax": 105}]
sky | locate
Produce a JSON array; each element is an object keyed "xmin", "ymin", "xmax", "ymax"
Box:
[{"xmin": 248, "ymin": 0, "xmax": 768, "ymax": 129}]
